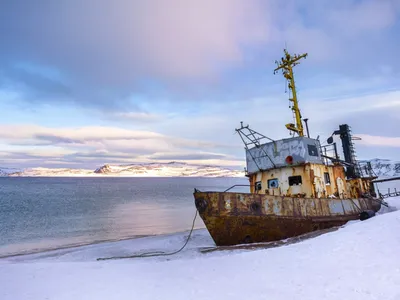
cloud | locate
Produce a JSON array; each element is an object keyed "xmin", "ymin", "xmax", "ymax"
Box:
[
  {"xmin": 0, "ymin": 1, "xmax": 399, "ymax": 166},
  {"xmin": 271, "ymin": 0, "xmax": 400, "ymax": 67},
  {"xmin": 148, "ymin": 152, "xmax": 230, "ymax": 161},
  {"xmin": 0, "ymin": 124, "xmax": 237, "ymax": 159},
  {"xmin": 0, "ymin": 125, "xmax": 164, "ymax": 142},
  {"xmin": 355, "ymin": 134, "xmax": 400, "ymax": 148},
  {"xmin": 151, "ymin": 88, "xmax": 400, "ymax": 141},
  {"xmin": 1, "ymin": 0, "xmax": 399, "ymax": 110},
  {"xmin": 0, "ymin": 149, "xmax": 130, "ymax": 168},
  {"xmin": 1, "ymin": 86, "xmax": 400, "ymax": 168},
  {"xmin": 0, "ymin": 65, "xmax": 71, "ymax": 99},
  {"xmin": 110, "ymin": 112, "xmax": 164, "ymax": 123},
  {"xmin": 0, "ymin": 0, "xmax": 269, "ymax": 84},
  {"xmin": 0, "ymin": 147, "xmax": 243, "ymax": 169},
  {"xmin": 327, "ymin": 0, "xmax": 399, "ymax": 34},
  {"xmin": 301, "ymin": 90, "xmax": 400, "ymax": 121},
  {"xmin": 0, "ymin": 124, "xmax": 240, "ymax": 168}
]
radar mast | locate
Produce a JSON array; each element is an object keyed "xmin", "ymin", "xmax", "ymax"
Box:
[{"xmin": 274, "ymin": 49, "xmax": 308, "ymax": 137}]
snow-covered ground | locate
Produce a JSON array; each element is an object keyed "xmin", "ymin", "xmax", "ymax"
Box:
[{"xmin": 1, "ymin": 197, "xmax": 399, "ymax": 300}]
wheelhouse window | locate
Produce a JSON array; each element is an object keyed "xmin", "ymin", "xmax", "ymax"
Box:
[
  {"xmin": 288, "ymin": 175, "xmax": 302, "ymax": 186},
  {"xmin": 307, "ymin": 144, "xmax": 319, "ymax": 157},
  {"xmin": 255, "ymin": 181, "xmax": 262, "ymax": 191},
  {"xmin": 268, "ymin": 178, "xmax": 279, "ymax": 188},
  {"xmin": 324, "ymin": 172, "xmax": 331, "ymax": 185}
]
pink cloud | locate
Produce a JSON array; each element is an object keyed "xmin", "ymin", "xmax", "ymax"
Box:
[
  {"xmin": 355, "ymin": 134, "xmax": 400, "ymax": 148},
  {"xmin": 20, "ymin": 0, "xmax": 270, "ymax": 84}
]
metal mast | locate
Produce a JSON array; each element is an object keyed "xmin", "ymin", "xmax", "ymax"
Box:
[{"xmin": 274, "ymin": 49, "xmax": 308, "ymax": 136}]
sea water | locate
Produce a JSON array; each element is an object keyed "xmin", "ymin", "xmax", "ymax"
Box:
[
  {"xmin": 1, "ymin": 177, "xmax": 398, "ymax": 257},
  {"xmin": 0, "ymin": 177, "xmax": 248, "ymax": 257}
]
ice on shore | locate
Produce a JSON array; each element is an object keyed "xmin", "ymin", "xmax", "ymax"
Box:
[{"xmin": 1, "ymin": 197, "xmax": 399, "ymax": 300}]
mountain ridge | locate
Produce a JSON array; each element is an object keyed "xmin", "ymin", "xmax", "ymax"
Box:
[
  {"xmin": 359, "ymin": 158, "xmax": 400, "ymax": 178},
  {"xmin": 1, "ymin": 158, "xmax": 399, "ymax": 178},
  {"xmin": 1, "ymin": 161, "xmax": 244, "ymax": 178}
]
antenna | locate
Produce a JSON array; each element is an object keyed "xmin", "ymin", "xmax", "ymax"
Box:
[
  {"xmin": 235, "ymin": 122, "xmax": 277, "ymax": 170},
  {"xmin": 274, "ymin": 49, "xmax": 308, "ymax": 137},
  {"xmin": 235, "ymin": 121, "xmax": 274, "ymax": 148}
]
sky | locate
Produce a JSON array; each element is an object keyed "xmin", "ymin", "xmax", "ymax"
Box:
[{"xmin": 0, "ymin": 0, "xmax": 399, "ymax": 170}]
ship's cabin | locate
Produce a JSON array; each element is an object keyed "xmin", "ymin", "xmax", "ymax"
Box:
[{"xmin": 245, "ymin": 136, "xmax": 375, "ymax": 199}]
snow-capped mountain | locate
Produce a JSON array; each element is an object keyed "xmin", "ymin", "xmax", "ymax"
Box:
[
  {"xmin": 93, "ymin": 162, "xmax": 243, "ymax": 177},
  {"xmin": 1, "ymin": 159, "xmax": 399, "ymax": 178},
  {"xmin": 361, "ymin": 158, "xmax": 400, "ymax": 178},
  {"xmin": 0, "ymin": 167, "xmax": 22, "ymax": 177},
  {"xmin": 1, "ymin": 162, "xmax": 244, "ymax": 178},
  {"xmin": 6, "ymin": 167, "xmax": 96, "ymax": 177}
]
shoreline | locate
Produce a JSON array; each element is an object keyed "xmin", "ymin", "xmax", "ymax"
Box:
[
  {"xmin": 0, "ymin": 227, "xmax": 206, "ymax": 260},
  {"xmin": 0, "ymin": 234, "xmax": 152, "ymax": 259}
]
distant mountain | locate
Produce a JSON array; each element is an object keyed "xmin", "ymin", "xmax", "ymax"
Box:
[
  {"xmin": 1, "ymin": 162, "xmax": 244, "ymax": 178},
  {"xmin": 93, "ymin": 162, "xmax": 244, "ymax": 177},
  {"xmin": 360, "ymin": 158, "xmax": 400, "ymax": 178},
  {"xmin": 1, "ymin": 159, "xmax": 399, "ymax": 178},
  {"xmin": 0, "ymin": 167, "xmax": 22, "ymax": 177},
  {"xmin": 5, "ymin": 167, "xmax": 96, "ymax": 177}
]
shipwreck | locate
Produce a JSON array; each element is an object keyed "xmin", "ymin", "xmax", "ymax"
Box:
[{"xmin": 193, "ymin": 49, "xmax": 387, "ymax": 247}]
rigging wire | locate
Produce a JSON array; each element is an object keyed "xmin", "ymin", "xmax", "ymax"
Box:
[{"xmin": 97, "ymin": 210, "xmax": 198, "ymax": 261}]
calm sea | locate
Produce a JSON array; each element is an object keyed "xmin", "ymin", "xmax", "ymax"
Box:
[{"xmin": 0, "ymin": 177, "xmax": 249, "ymax": 257}]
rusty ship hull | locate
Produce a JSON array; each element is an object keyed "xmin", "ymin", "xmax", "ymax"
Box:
[{"xmin": 194, "ymin": 191, "xmax": 381, "ymax": 246}]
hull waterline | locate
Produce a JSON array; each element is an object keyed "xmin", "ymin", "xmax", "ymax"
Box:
[{"xmin": 194, "ymin": 191, "xmax": 381, "ymax": 246}]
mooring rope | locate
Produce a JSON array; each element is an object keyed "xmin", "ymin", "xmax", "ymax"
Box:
[{"xmin": 97, "ymin": 210, "xmax": 198, "ymax": 261}]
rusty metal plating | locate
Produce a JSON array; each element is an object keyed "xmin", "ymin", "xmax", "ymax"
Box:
[{"xmin": 194, "ymin": 190, "xmax": 381, "ymax": 246}]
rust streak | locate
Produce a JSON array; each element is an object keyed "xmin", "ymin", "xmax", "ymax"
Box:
[{"xmin": 195, "ymin": 190, "xmax": 380, "ymax": 246}]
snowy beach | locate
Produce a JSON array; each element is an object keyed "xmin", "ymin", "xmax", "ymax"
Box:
[{"xmin": 1, "ymin": 197, "xmax": 399, "ymax": 300}]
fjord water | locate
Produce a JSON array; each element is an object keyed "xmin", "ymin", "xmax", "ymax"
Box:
[{"xmin": 0, "ymin": 177, "xmax": 248, "ymax": 257}]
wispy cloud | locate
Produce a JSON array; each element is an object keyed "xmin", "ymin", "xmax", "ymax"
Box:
[
  {"xmin": 0, "ymin": 65, "xmax": 71, "ymax": 99},
  {"xmin": 0, "ymin": 0, "xmax": 269, "ymax": 84},
  {"xmin": 148, "ymin": 152, "xmax": 231, "ymax": 161},
  {"xmin": 356, "ymin": 134, "xmax": 400, "ymax": 148},
  {"xmin": 0, "ymin": 124, "xmax": 240, "ymax": 168},
  {"xmin": 110, "ymin": 112, "xmax": 164, "ymax": 123},
  {"xmin": 0, "ymin": 125, "xmax": 164, "ymax": 142},
  {"xmin": 1, "ymin": 0, "xmax": 399, "ymax": 109}
]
